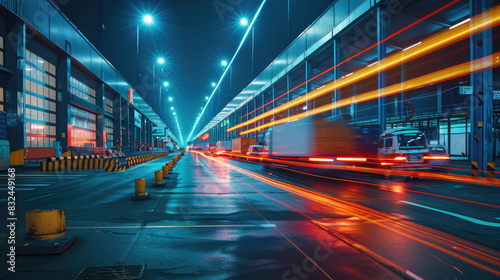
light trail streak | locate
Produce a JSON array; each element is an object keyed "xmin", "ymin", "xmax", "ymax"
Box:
[
  {"xmin": 238, "ymin": 0, "xmax": 462, "ymax": 119},
  {"xmin": 219, "ymin": 151, "xmax": 500, "ymax": 187},
  {"xmin": 223, "ymin": 154, "xmax": 500, "ymax": 209},
  {"xmin": 228, "ymin": 5, "xmax": 500, "ymax": 133},
  {"xmin": 237, "ymin": 50, "xmax": 500, "ymax": 135},
  {"xmin": 187, "ymin": 0, "xmax": 267, "ymax": 142},
  {"xmin": 195, "ymin": 151, "xmax": 500, "ymax": 276}
]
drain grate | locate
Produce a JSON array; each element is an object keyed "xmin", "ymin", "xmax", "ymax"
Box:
[{"xmin": 74, "ymin": 265, "xmax": 145, "ymax": 280}]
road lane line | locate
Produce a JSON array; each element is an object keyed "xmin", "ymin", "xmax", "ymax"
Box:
[
  {"xmin": 196, "ymin": 151, "xmax": 500, "ymax": 277},
  {"xmin": 0, "ymin": 188, "xmax": 35, "ymax": 191},
  {"xmin": 401, "ymin": 201, "xmax": 500, "ymax": 227},
  {"xmin": 67, "ymin": 224, "xmax": 258, "ymax": 229},
  {"xmin": 24, "ymin": 194, "xmax": 53, "ymax": 202},
  {"xmin": 406, "ymin": 270, "xmax": 424, "ymax": 280}
]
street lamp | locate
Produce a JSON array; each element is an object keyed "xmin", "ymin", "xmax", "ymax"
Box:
[
  {"xmin": 221, "ymin": 60, "xmax": 228, "ymax": 67},
  {"xmin": 240, "ymin": 18, "xmax": 249, "ymax": 27},
  {"xmin": 205, "ymin": 96, "xmax": 209, "ymax": 100},
  {"xmin": 170, "ymin": 107, "xmax": 174, "ymax": 110},
  {"xmin": 211, "ymin": 82, "xmax": 216, "ymax": 87},
  {"xmin": 157, "ymin": 57, "xmax": 165, "ymax": 65},
  {"xmin": 163, "ymin": 81, "xmax": 169, "ymax": 87},
  {"xmin": 168, "ymin": 97, "xmax": 173, "ymax": 102},
  {"xmin": 143, "ymin": 15, "xmax": 153, "ymax": 25},
  {"xmin": 136, "ymin": 13, "xmax": 155, "ymax": 83}
]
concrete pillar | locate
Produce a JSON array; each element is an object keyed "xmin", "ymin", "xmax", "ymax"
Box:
[
  {"xmin": 113, "ymin": 96, "xmax": 121, "ymax": 148},
  {"xmin": 305, "ymin": 60, "xmax": 312, "ymax": 115},
  {"xmin": 377, "ymin": 7, "xmax": 387, "ymax": 134},
  {"xmin": 333, "ymin": 39, "xmax": 341, "ymax": 117},
  {"xmin": 95, "ymin": 84, "xmax": 105, "ymax": 147},
  {"xmin": 5, "ymin": 21, "xmax": 25, "ymax": 152},
  {"xmin": 287, "ymin": 74, "xmax": 291, "ymax": 119},
  {"xmin": 122, "ymin": 99, "xmax": 130, "ymax": 150},
  {"xmin": 55, "ymin": 54, "xmax": 70, "ymax": 150},
  {"xmin": 470, "ymin": 0, "xmax": 494, "ymax": 173}
]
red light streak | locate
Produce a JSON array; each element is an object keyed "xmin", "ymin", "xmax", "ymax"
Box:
[
  {"xmin": 336, "ymin": 157, "xmax": 367, "ymax": 162},
  {"xmin": 195, "ymin": 151, "xmax": 500, "ymax": 275},
  {"xmin": 231, "ymin": 5, "xmax": 500, "ymax": 134},
  {"xmin": 309, "ymin": 158, "xmax": 334, "ymax": 162},
  {"xmin": 394, "ymin": 156, "xmax": 407, "ymax": 161}
]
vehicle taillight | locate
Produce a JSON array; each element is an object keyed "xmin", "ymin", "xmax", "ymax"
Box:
[
  {"xmin": 336, "ymin": 157, "xmax": 367, "ymax": 162},
  {"xmin": 309, "ymin": 158, "xmax": 334, "ymax": 162},
  {"xmin": 394, "ymin": 156, "xmax": 406, "ymax": 161},
  {"xmin": 423, "ymin": 156, "xmax": 450, "ymax": 160}
]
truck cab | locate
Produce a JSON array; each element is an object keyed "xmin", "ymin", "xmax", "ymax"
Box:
[{"xmin": 378, "ymin": 127, "xmax": 429, "ymax": 168}]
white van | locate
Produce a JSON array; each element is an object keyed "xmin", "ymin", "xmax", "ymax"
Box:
[{"xmin": 378, "ymin": 127, "xmax": 429, "ymax": 168}]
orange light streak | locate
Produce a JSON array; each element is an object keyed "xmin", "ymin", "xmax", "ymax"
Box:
[
  {"xmin": 196, "ymin": 151, "xmax": 500, "ymax": 275},
  {"xmin": 239, "ymin": 0, "xmax": 462, "ymax": 119},
  {"xmin": 394, "ymin": 156, "xmax": 407, "ymax": 161},
  {"xmin": 238, "ymin": 51, "xmax": 500, "ymax": 135},
  {"xmin": 229, "ymin": 5, "xmax": 500, "ymax": 133}
]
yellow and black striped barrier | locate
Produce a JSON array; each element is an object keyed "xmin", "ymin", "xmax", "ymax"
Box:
[
  {"xmin": 41, "ymin": 152, "xmax": 169, "ymax": 172},
  {"xmin": 471, "ymin": 161, "xmax": 478, "ymax": 177},
  {"xmin": 487, "ymin": 162, "xmax": 495, "ymax": 179}
]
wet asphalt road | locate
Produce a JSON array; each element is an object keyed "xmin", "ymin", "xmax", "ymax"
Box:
[{"xmin": 0, "ymin": 151, "xmax": 499, "ymax": 279}]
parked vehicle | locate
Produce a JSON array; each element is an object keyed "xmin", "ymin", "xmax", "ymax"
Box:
[
  {"xmin": 247, "ymin": 145, "xmax": 265, "ymax": 156},
  {"xmin": 426, "ymin": 144, "xmax": 450, "ymax": 167},
  {"xmin": 378, "ymin": 127, "xmax": 430, "ymax": 169},
  {"xmin": 216, "ymin": 141, "xmax": 232, "ymax": 152}
]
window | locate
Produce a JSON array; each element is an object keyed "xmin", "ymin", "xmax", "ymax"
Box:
[
  {"xmin": 24, "ymin": 50, "xmax": 57, "ymax": 147},
  {"xmin": 69, "ymin": 106, "xmax": 97, "ymax": 147},
  {"xmin": 105, "ymin": 97, "xmax": 113, "ymax": 115},
  {"xmin": 70, "ymin": 77, "xmax": 96, "ymax": 104},
  {"xmin": 104, "ymin": 118, "xmax": 113, "ymax": 142},
  {"xmin": 0, "ymin": 36, "xmax": 4, "ymax": 66},
  {"xmin": 0, "ymin": 88, "xmax": 3, "ymax": 112},
  {"xmin": 398, "ymin": 134, "xmax": 427, "ymax": 149},
  {"xmin": 385, "ymin": 138, "xmax": 393, "ymax": 148}
]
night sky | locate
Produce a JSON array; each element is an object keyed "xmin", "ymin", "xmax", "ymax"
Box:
[{"xmin": 59, "ymin": 0, "xmax": 334, "ymax": 141}]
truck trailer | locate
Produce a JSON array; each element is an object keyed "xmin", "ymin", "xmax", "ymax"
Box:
[
  {"xmin": 264, "ymin": 116, "xmax": 379, "ymax": 164},
  {"xmin": 232, "ymin": 138, "xmax": 257, "ymax": 154}
]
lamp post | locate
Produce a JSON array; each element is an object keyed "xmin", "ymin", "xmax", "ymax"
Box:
[
  {"xmin": 136, "ymin": 14, "xmax": 154, "ymax": 84},
  {"xmin": 240, "ymin": 18, "xmax": 254, "ymax": 76}
]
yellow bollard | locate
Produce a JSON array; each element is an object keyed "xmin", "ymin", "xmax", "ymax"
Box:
[
  {"xmin": 153, "ymin": 170, "xmax": 166, "ymax": 187},
  {"xmin": 132, "ymin": 178, "xmax": 150, "ymax": 200},
  {"xmin": 25, "ymin": 209, "xmax": 66, "ymax": 240},
  {"xmin": 162, "ymin": 165, "xmax": 170, "ymax": 179},
  {"xmin": 18, "ymin": 209, "xmax": 77, "ymax": 255}
]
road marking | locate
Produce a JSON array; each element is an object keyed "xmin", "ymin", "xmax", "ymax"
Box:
[
  {"xmin": 67, "ymin": 224, "xmax": 258, "ymax": 229},
  {"xmin": 406, "ymin": 270, "xmax": 424, "ymax": 280},
  {"xmin": 0, "ymin": 184, "xmax": 50, "ymax": 187},
  {"xmin": 0, "ymin": 188, "xmax": 35, "ymax": 191},
  {"xmin": 401, "ymin": 201, "xmax": 500, "ymax": 227},
  {"xmin": 25, "ymin": 194, "xmax": 53, "ymax": 202}
]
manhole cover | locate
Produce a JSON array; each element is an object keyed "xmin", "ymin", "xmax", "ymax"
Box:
[{"xmin": 74, "ymin": 265, "xmax": 145, "ymax": 280}]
